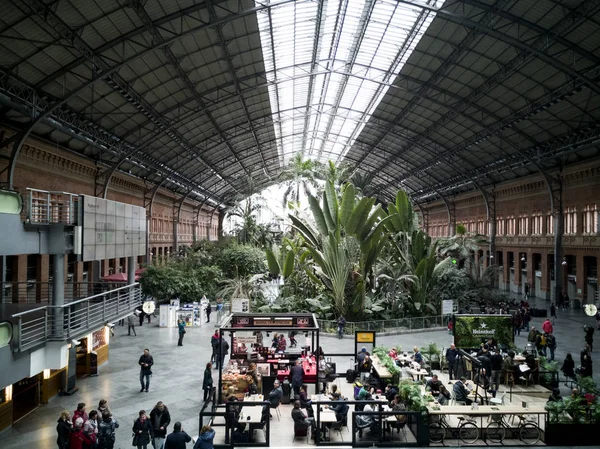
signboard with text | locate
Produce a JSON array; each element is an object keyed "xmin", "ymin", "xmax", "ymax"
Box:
[{"xmin": 453, "ymin": 314, "xmax": 514, "ymax": 349}]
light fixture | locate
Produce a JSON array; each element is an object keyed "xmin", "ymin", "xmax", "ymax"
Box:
[
  {"xmin": 43, "ymin": 369, "xmax": 51, "ymax": 380},
  {"xmin": 520, "ymin": 254, "xmax": 526, "ymax": 262},
  {"xmin": 489, "ymin": 255, "xmax": 494, "ymax": 259},
  {"xmin": 562, "ymin": 258, "xmax": 568, "ymax": 266},
  {"xmin": 5, "ymin": 385, "xmax": 12, "ymax": 401}
]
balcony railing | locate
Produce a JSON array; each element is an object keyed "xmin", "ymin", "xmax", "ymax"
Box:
[
  {"xmin": 1, "ymin": 282, "xmax": 102, "ymax": 304},
  {"xmin": 22, "ymin": 188, "xmax": 79, "ymax": 225},
  {"xmin": 11, "ymin": 283, "xmax": 142, "ymax": 352},
  {"xmin": 317, "ymin": 315, "xmax": 446, "ymax": 335}
]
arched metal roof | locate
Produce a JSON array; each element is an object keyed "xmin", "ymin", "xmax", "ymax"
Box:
[{"xmin": 0, "ymin": 0, "xmax": 599, "ymax": 207}]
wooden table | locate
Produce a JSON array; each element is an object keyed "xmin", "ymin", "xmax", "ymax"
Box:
[
  {"xmin": 371, "ymin": 354, "xmax": 393, "ymax": 379},
  {"xmin": 407, "ymin": 368, "xmax": 428, "ymax": 381}
]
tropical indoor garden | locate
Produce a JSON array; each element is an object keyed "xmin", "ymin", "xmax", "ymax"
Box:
[{"xmin": 140, "ymin": 156, "xmax": 505, "ymax": 324}]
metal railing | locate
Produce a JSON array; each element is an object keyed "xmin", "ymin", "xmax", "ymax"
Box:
[
  {"xmin": 317, "ymin": 316, "xmax": 446, "ymax": 335},
  {"xmin": 22, "ymin": 187, "xmax": 79, "ymax": 225},
  {"xmin": 1, "ymin": 282, "xmax": 100, "ymax": 304},
  {"xmin": 11, "ymin": 283, "xmax": 142, "ymax": 352}
]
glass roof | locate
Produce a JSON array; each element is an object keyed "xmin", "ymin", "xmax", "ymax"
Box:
[{"xmin": 257, "ymin": 0, "xmax": 440, "ymax": 166}]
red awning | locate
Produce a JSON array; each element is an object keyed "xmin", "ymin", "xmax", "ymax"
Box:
[{"xmin": 101, "ymin": 272, "xmax": 140, "ymax": 282}]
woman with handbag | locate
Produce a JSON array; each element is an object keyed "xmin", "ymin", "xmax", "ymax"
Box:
[{"xmin": 132, "ymin": 410, "xmax": 152, "ymax": 449}]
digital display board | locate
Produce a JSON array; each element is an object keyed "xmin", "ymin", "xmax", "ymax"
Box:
[
  {"xmin": 453, "ymin": 314, "xmax": 514, "ymax": 349},
  {"xmin": 81, "ymin": 195, "xmax": 146, "ymax": 261}
]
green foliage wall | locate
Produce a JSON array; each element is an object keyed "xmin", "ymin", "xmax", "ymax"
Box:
[{"xmin": 218, "ymin": 244, "xmax": 267, "ymax": 278}]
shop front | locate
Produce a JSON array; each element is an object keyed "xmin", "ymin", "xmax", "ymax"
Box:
[{"xmin": 218, "ymin": 313, "xmax": 320, "ymax": 403}]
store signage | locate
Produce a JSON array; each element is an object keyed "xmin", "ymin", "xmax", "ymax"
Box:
[
  {"xmin": 356, "ymin": 332, "xmax": 375, "ymax": 343},
  {"xmin": 236, "ymin": 336, "xmax": 257, "ymax": 344},
  {"xmin": 253, "ymin": 318, "xmax": 293, "ymax": 326},
  {"xmin": 453, "ymin": 314, "xmax": 514, "ymax": 349}
]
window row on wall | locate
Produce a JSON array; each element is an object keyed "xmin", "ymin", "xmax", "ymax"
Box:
[
  {"xmin": 150, "ymin": 218, "xmax": 217, "ymax": 238},
  {"xmin": 428, "ymin": 204, "xmax": 598, "ymax": 237}
]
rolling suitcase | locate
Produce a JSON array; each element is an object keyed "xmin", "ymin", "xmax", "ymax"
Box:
[{"xmin": 346, "ymin": 369, "xmax": 356, "ymax": 383}]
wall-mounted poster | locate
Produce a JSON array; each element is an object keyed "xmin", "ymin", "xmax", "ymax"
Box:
[
  {"xmin": 81, "ymin": 195, "xmax": 146, "ymax": 261},
  {"xmin": 256, "ymin": 364, "xmax": 270, "ymax": 377},
  {"xmin": 453, "ymin": 314, "xmax": 514, "ymax": 349},
  {"xmin": 231, "ymin": 298, "xmax": 250, "ymax": 313}
]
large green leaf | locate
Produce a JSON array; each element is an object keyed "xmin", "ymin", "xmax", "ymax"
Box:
[
  {"xmin": 325, "ymin": 180, "xmax": 339, "ymax": 229},
  {"xmin": 289, "ymin": 214, "xmax": 320, "ymax": 248},
  {"xmin": 347, "ymin": 197, "xmax": 374, "ymax": 235},
  {"xmin": 308, "ymin": 193, "xmax": 328, "ymax": 236},
  {"xmin": 340, "ymin": 183, "xmax": 355, "ymax": 227},
  {"xmin": 283, "ymin": 250, "xmax": 295, "ymax": 278},
  {"xmin": 265, "ymin": 248, "xmax": 280, "ymax": 276}
]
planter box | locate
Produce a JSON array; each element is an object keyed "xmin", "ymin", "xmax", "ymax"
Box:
[{"xmin": 545, "ymin": 423, "xmax": 598, "ymax": 445}]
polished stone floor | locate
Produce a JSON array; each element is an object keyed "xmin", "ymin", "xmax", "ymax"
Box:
[{"xmin": 0, "ymin": 298, "xmax": 598, "ymax": 449}]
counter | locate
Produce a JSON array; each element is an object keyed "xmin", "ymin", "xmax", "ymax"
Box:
[{"xmin": 276, "ymin": 356, "xmax": 317, "ymax": 382}]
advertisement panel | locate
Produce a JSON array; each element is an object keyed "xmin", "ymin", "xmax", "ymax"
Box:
[
  {"xmin": 453, "ymin": 314, "xmax": 514, "ymax": 349},
  {"xmin": 81, "ymin": 195, "xmax": 146, "ymax": 261}
]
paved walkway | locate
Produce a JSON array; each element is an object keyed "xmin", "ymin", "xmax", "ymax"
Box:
[{"xmin": 1, "ymin": 302, "xmax": 598, "ymax": 449}]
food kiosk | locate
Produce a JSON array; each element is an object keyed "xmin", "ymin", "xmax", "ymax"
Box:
[{"xmin": 217, "ymin": 313, "xmax": 320, "ymax": 402}]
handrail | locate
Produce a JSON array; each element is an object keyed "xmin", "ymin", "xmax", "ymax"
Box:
[
  {"xmin": 317, "ymin": 315, "xmax": 445, "ymax": 334},
  {"xmin": 63, "ymin": 282, "xmax": 138, "ymax": 306},
  {"xmin": 11, "ymin": 283, "xmax": 142, "ymax": 352}
]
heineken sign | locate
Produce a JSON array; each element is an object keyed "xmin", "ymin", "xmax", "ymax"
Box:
[{"xmin": 453, "ymin": 314, "xmax": 514, "ymax": 349}]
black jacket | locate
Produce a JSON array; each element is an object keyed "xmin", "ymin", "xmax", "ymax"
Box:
[
  {"xmin": 139, "ymin": 354, "xmax": 154, "ymax": 372},
  {"xmin": 56, "ymin": 418, "xmax": 72, "ymax": 448},
  {"xmin": 132, "ymin": 418, "xmax": 153, "ymax": 446},
  {"xmin": 203, "ymin": 368, "xmax": 213, "ymax": 389},
  {"xmin": 164, "ymin": 430, "xmax": 192, "ymax": 449},
  {"xmin": 445, "ymin": 348, "xmax": 458, "ymax": 362},
  {"xmin": 290, "ymin": 364, "xmax": 304, "ymax": 387},
  {"xmin": 150, "ymin": 407, "xmax": 171, "ymax": 438}
]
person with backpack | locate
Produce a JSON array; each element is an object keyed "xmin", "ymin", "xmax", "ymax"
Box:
[
  {"xmin": 536, "ymin": 332, "xmax": 547, "ymax": 357},
  {"xmin": 97, "ymin": 412, "xmax": 119, "ymax": 449},
  {"xmin": 546, "ymin": 333, "xmax": 557, "ymax": 361}
]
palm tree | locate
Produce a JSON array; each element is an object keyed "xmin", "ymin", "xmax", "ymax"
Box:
[{"xmin": 279, "ymin": 153, "xmax": 321, "ymax": 209}]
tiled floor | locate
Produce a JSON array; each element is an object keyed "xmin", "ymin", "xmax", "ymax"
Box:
[{"xmin": 0, "ymin": 297, "xmax": 598, "ymax": 449}]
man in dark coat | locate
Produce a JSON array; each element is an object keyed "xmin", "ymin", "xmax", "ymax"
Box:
[
  {"xmin": 138, "ymin": 348, "xmax": 154, "ymax": 392},
  {"xmin": 164, "ymin": 421, "xmax": 191, "ymax": 449},
  {"xmin": 290, "ymin": 359, "xmax": 304, "ymax": 398},
  {"xmin": 445, "ymin": 344, "xmax": 459, "ymax": 380},
  {"xmin": 218, "ymin": 338, "xmax": 229, "ymax": 370},
  {"xmin": 150, "ymin": 401, "xmax": 171, "ymax": 449}
]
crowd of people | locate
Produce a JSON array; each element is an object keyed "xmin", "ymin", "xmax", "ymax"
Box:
[{"xmin": 56, "ymin": 400, "xmax": 215, "ymax": 449}]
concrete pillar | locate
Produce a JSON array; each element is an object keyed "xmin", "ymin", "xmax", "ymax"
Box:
[
  {"xmin": 73, "ymin": 261, "xmax": 84, "ymax": 298},
  {"xmin": 36, "ymin": 254, "xmax": 49, "ymax": 302},
  {"xmin": 52, "ymin": 253, "xmax": 65, "ymax": 336},
  {"xmin": 541, "ymin": 252, "xmax": 551, "ymax": 299},
  {"xmin": 515, "ymin": 252, "xmax": 523, "ymax": 294},
  {"xmin": 127, "ymin": 256, "xmax": 136, "ymax": 284},
  {"xmin": 101, "ymin": 260, "xmax": 109, "ymax": 277},
  {"xmin": 503, "ymin": 250, "xmax": 510, "ymax": 291},
  {"xmin": 526, "ymin": 251, "xmax": 535, "ymax": 296},
  {"xmin": 12, "ymin": 254, "xmax": 27, "ymax": 303},
  {"xmin": 576, "ymin": 253, "xmax": 585, "ymax": 302}
]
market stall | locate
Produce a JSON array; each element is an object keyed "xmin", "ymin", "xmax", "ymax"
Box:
[{"xmin": 218, "ymin": 313, "xmax": 320, "ymax": 402}]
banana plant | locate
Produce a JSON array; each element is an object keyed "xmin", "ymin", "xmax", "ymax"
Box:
[{"xmin": 289, "ymin": 180, "xmax": 391, "ymax": 318}]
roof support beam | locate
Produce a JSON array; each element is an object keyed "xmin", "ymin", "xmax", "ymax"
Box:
[
  {"xmin": 128, "ymin": 0, "xmax": 250, "ymax": 180},
  {"xmin": 205, "ymin": 0, "xmax": 269, "ymax": 177}
]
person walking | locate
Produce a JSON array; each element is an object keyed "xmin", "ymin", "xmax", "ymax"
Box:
[
  {"xmin": 132, "ymin": 410, "xmax": 152, "ymax": 449},
  {"xmin": 205, "ymin": 303, "xmax": 212, "ymax": 323},
  {"xmin": 561, "ymin": 353, "xmax": 575, "ymax": 382},
  {"xmin": 163, "ymin": 421, "xmax": 191, "ymax": 449},
  {"xmin": 445, "ymin": 343, "xmax": 459, "ymax": 381},
  {"xmin": 562, "ymin": 292, "xmax": 570, "ymax": 310},
  {"xmin": 210, "ymin": 331, "xmax": 220, "ymax": 363},
  {"xmin": 127, "ymin": 314, "xmax": 137, "ymax": 336},
  {"xmin": 56, "ymin": 410, "xmax": 73, "ymax": 449},
  {"xmin": 177, "ymin": 319, "xmax": 186, "ymax": 347},
  {"xmin": 150, "ymin": 401, "xmax": 171, "ymax": 449},
  {"xmin": 203, "ymin": 362, "xmax": 213, "ymax": 401},
  {"xmin": 584, "ymin": 325, "xmax": 594, "ymax": 351},
  {"xmin": 97, "ymin": 412, "xmax": 119, "ymax": 449},
  {"xmin": 194, "ymin": 425, "xmax": 215, "ymax": 449},
  {"xmin": 542, "ymin": 318, "xmax": 553, "ymax": 335},
  {"xmin": 337, "ymin": 315, "xmax": 346, "ymax": 339},
  {"xmin": 218, "ymin": 337, "xmax": 229, "ymax": 370},
  {"xmin": 547, "ymin": 333, "xmax": 557, "ymax": 362},
  {"xmin": 523, "ymin": 309, "xmax": 531, "ymax": 331},
  {"xmin": 550, "ymin": 302, "xmax": 557, "ymax": 323},
  {"xmin": 138, "ymin": 348, "xmax": 154, "ymax": 392},
  {"xmin": 290, "ymin": 359, "xmax": 304, "ymax": 399}
]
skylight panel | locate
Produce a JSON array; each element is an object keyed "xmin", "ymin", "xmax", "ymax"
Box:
[{"xmin": 257, "ymin": 0, "xmax": 440, "ymax": 166}]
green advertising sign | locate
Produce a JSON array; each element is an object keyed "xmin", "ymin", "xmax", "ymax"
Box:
[{"xmin": 453, "ymin": 314, "xmax": 514, "ymax": 349}]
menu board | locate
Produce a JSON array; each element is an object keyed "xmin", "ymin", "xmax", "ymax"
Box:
[{"xmin": 92, "ymin": 329, "xmax": 107, "ymax": 351}]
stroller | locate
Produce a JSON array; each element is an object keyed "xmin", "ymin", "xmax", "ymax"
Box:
[{"xmin": 288, "ymin": 331, "xmax": 298, "ymax": 348}]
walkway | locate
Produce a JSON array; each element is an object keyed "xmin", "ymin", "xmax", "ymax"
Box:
[{"xmin": 0, "ymin": 303, "xmax": 598, "ymax": 449}]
